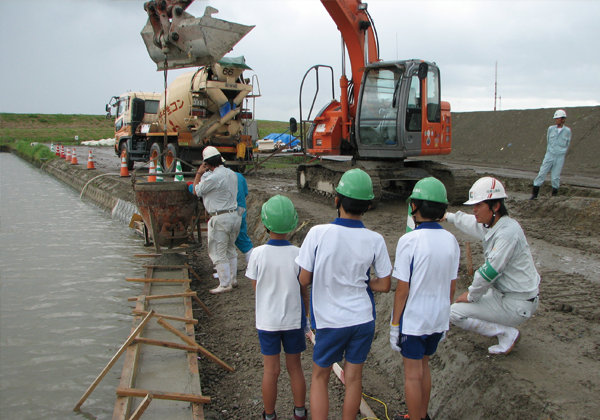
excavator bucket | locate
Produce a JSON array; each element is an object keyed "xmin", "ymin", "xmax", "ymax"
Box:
[{"xmin": 141, "ymin": 6, "xmax": 254, "ymax": 71}]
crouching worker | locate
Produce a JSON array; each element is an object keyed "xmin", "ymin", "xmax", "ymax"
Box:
[
  {"xmin": 245, "ymin": 195, "xmax": 309, "ymax": 420},
  {"xmin": 296, "ymin": 169, "xmax": 392, "ymax": 420},
  {"xmin": 390, "ymin": 178, "xmax": 459, "ymax": 420},
  {"xmin": 445, "ymin": 177, "xmax": 540, "ymax": 355}
]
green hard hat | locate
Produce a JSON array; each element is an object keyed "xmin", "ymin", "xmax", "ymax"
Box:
[
  {"xmin": 335, "ymin": 169, "xmax": 375, "ymax": 201},
  {"xmin": 407, "ymin": 177, "xmax": 448, "ymax": 204},
  {"xmin": 261, "ymin": 195, "xmax": 298, "ymax": 234}
]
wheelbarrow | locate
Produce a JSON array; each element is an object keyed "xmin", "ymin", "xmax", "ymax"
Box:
[{"xmin": 134, "ymin": 181, "xmax": 203, "ymax": 253}]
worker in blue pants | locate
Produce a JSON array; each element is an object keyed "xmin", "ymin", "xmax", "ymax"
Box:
[{"xmin": 530, "ymin": 109, "xmax": 572, "ymax": 198}]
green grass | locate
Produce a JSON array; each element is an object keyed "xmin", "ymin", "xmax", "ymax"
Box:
[
  {"xmin": 0, "ymin": 113, "xmax": 115, "ymax": 145},
  {"xmin": 13, "ymin": 140, "xmax": 59, "ymax": 164},
  {"xmin": 0, "ymin": 114, "xmax": 293, "ymax": 146}
]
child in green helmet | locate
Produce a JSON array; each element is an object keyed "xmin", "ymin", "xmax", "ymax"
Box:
[
  {"xmin": 245, "ymin": 195, "xmax": 309, "ymax": 420},
  {"xmin": 296, "ymin": 168, "xmax": 392, "ymax": 420},
  {"xmin": 390, "ymin": 177, "xmax": 459, "ymax": 420}
]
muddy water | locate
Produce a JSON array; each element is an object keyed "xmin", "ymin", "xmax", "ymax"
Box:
[{"xmin": 0, "ymin": 154, "xmax": 145, "ymax": 419}]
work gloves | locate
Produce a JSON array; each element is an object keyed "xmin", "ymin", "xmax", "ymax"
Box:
[{"xmin": 390, "ymin": 324, "xmax": 401, "ymax": 352}]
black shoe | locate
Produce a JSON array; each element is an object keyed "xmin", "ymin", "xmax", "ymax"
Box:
[
  {"xmin": 552, "ymin": 188, "xmax": 558, "ymax": 196},
  {"xmin": 529, "ymin": 185, "xmax": 540, "ymax": 200}
]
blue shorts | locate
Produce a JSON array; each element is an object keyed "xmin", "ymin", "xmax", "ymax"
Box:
[
  {"xmin": 258, "ymin": 328, "xmax": 307, "ymax": 356},
  {"xmin": 313, "ymin": 321, "xmax": 375, "ymax": 367},
  {"xmin": 399, "ymin": 332, "xmax": 443, "ymax": 360}
]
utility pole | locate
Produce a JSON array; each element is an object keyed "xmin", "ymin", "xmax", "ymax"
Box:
[{"xmin": 494, "ymin": 61, "xmax": 498, "ymax": 111}]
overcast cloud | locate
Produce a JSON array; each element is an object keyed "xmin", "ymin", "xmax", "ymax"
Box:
[{"xmin": 1, "ymin": 0, "xmax": 598, "ymax": 122}]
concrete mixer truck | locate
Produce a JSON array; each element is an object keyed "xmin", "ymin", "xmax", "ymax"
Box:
[{"xmin": 106, "ymin": 56, "xmax": 258, "ymax": 173}]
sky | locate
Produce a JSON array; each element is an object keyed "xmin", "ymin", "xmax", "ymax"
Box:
[{"xmin": 1, "ymin": 0, "xmax": 599, "ymax": 122}]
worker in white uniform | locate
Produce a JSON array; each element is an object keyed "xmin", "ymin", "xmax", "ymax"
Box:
[
  {"xmin": 445, "ymin": 177, "xmax": 540, "ymax": 355},
  {"xmin": 530, "ymin": 109, "xmax": 572, "ymax": 199},
  {"xmin": 193, "ymin": 146, "xmax": 241, "ymax": 294}
]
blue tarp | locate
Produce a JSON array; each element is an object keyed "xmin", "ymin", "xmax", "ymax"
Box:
[{"xmin": 262, "ymin": 133, "xmax": 300, "ymax": 147}]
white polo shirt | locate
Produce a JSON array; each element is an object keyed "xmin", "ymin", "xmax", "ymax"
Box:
[
  {"xmin": 296, "ymin": 218, "xmax": 392, "ymax": 329},
  {"xmin": 393, "ymin": 222, "xmax": 460, "ymax": 335},
  {"xmin": 245, "ymin": 240, "xmax": 304, "ymax": 331}
]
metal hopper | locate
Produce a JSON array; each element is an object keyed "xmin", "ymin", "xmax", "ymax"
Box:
[
  {"xmin": 141, "ymin": 2, "xmax": 254, "ymax": 71},
  {"xmin": 134, "ymin": 181, "xmax": 203, "ymax": 253}
]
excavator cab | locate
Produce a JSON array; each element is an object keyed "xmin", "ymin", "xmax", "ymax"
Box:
[{"xmin": 355, "ymin": 60, "xmax": 451, "ymax": 159}]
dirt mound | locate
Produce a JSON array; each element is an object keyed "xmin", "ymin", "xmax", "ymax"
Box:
[{"xmin": 426, "ymin": 106, "xmax": 600, "ymax": 176}]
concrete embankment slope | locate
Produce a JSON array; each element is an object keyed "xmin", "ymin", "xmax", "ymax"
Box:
[{"xmin": 433, "ymin": 106, "xmax": 600, "ymax": 176}]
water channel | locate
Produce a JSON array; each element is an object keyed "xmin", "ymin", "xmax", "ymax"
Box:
[{"xmin": 0, "ymin": 153, "xmax": 145, "ymax": 419}]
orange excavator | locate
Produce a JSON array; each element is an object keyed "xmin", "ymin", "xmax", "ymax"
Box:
[{"xmin": 141, "ymin": 0, "xmax": 471, "ymax": 205}]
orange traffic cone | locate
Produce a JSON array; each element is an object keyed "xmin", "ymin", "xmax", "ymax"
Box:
[
  {"xmin": 148, "ymin": 159, "xmax": 157, "ymax": 182},
  {"xmin": 55, "ymin": 144, "xmax": 61, "ymax": 157},
  {"xmin": 66, "ymin": 148, "xmax": 72, "ymax": 162},
  {"xmin": 71, "ymin": 148, "xmax": 79, "ymax": 165},
  {"xmin": 120, "ymin": 151, "xmax": 130, "ymax": 177},
  {"xmin": 60, "ymin": 145, "xmax": 65, "ymax": 159},
  {"xmin": 87, "ymin": 150, "xmax": 96, "ymax": 170}
]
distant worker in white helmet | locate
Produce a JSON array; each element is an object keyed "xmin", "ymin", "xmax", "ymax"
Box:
[
  {"xmin": 444, "ymin": 177, "xmax": 540, "ymax": 355},
  {"xmin": 193, "ymin": 146, "xmax": 242, "ymax": 294},
  {"xmin": 530, "ymin": 109, "xmax": 571, "ymax": 199}
]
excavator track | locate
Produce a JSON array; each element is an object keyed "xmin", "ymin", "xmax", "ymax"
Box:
[{"xmin": 297, "ymin": 160, "xmax": 477, "ymax": 208}]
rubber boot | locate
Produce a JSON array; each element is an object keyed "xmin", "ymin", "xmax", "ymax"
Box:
[
  {"xmin": 210, "ymin": 263, "xmax": 232, "ymax": 294},
  {"xmin": 552, "ymin": 188, "xmax": 558, "ymax": 197},
  {"xmin": 244, "ymin": 248, "xmax": 254, "ymax": 264},
  {"xmin": 229, "ymin": 257, "xmax": 238, "ymax": 288},
  {"xmin": 529, "ymin": 185, "xmax": 540, "ymax": 200},
  {"xmin": 461, "ymin": 318, "xmax": 520, "ymax": 355}
]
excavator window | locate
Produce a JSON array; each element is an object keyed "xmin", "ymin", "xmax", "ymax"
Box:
[
  {"xmin": 117, "ymin": 98, "xmax": 128, "ymax": 118},
  {"xmin": 406, "ymin": 76, "xmax": 421, "ymax": 132},
  {"xmin": 145, "ymin": 100, "xmax": 160, "ymax": 114},
  {"xmin": 357, "ymin": 67, "xmax": 402, "ymax": 146},
  {"xmin": 426, "ymin": 68, "xmax": 441, "ymax": 123}
]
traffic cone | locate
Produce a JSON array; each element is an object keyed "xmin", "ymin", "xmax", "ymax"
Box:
[
  {"xmin": 86, "ymin": 150, "xmax": 96, "ymax": 170},
  {"xmin": 55, "ymin": 145, "xmax": 61, "ymax": 157},
  {"xmin": 120, "ymin": 151, "xmax": 130, "ymax": 177},
  {"xmin": 174, "ymin": 160, "xmax": 184, "ymax": 182},
  {"xmin": 50, "ymin": 142, "xmax": 54, "ymax": 153},
  {"xmin": 66, "ymin": 147, "xmax": 72, "ymax": 162},
  {"xmin": 71, "ymin": 148, "xmax": 79, "ymax": 165},
  {"xmin": 147, "ymin": 159, "xmax": 157, "ymax": 182},
  {"xmin": 155, "ymin": 162, "xmax": 164, "ymax": 182},
  {"xmin": 60, "ymin": 145, "xmax": 66, "ymax": 159}
]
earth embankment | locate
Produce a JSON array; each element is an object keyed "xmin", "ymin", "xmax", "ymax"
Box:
[{"xmin": 429, "ymin": 106, "xmax": 600, "ymax": 176}]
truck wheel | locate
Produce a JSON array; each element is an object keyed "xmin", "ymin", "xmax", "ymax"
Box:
[
  {"xmin": 150, "ymin": 143, "xmax": 163, "ymax": 171},
  {"xmin": 120, "ymin": 142, "xmax": 134, "ymax": 170},
  {"xmin": 164, "ymin": 143, "xmax": 179, "ymax": 173}
]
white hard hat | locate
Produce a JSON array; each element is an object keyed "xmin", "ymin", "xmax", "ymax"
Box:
[
  {"xmin": 553, "ymin": 109, "xmax": 567, "ymax": 119},
  {"xmin": 202, "ymin": 146, "xmax": 221, "ymax": 161},
  {"xmin": 464, "ymin": 177, "xmax": 508, "ymax": 205}
]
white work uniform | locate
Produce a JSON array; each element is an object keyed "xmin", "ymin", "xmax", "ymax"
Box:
[
  {"xmin": 447, "ymin": 212, "xmax": 540, "ymax": 327},
  {"xmin": 195, "ymin": 166, "xmax": 241, "ymax": 266},
  {"xmin": 245, "ymin": 240, "xmax": 304, "ymax": 331},
  {"xmin": 393, "ymin": 223, "xmax": 460, "ymax": 336},
  {"xmin": 296, "ymin": 218, "xmax": 392, "ymax": 330},
  {"xmin": 534, "ymin": 125, "xmax": 572, "ymax": 189}
]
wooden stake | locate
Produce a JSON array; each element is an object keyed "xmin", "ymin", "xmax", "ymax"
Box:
[
  {"xmin": 128, "ymin": 393, "xmax": 153, "ymax": 420},
  {"xmin": 127, "ymin": 292, "xmax": 197, "ymax": 302},
  {"xmin": 126, "ymin": 278, "xmax": 191, "ymax": 283},
  {"xmin": 132, "ymin": 309, "xmax": 198, "ymax": 324},
  {"xmin": 191, "ymin": 294, "xmax": 213, "ymax": 317},
  {"xmin": 156, "ymin": 317, "xmax": 234, "ymax": 372},
  {"xmin": 134, "ymin": 254, "xmax": 161, "ymax": 258},
  {"xmin": 466, "ymin": 242, "xmax": 474, "ymax": 276},
  {"xmin": 134, "ymin": 337, "xmax": 201, "ymax": 352},
  {"xmin": 142, "ymin": 265, "xmax": 187, "ymax": 269},
  {"xmin": 185, "ymin": 263, "xmax": 202, "ymax": 282},
  {"xmin": 116, "ymin": 387, "xmax": 210, "ymax": 404},
  {"xmin": 73, "ymin": 310, "xmax": 155, "ymax": 411}
]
